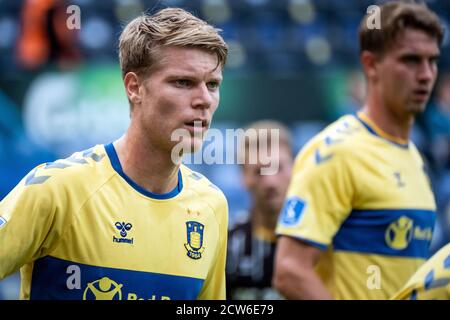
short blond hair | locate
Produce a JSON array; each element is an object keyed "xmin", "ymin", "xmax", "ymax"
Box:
[{"xmin": 118, "ymin": 8, "xmax": 228, "ymax": 78}]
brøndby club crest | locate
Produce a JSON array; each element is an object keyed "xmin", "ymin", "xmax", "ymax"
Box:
[{"xmin": 184, "ymin": 221, "xmax": 205, "ymax": 260}]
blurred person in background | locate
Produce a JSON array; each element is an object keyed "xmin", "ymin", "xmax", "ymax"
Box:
[
  {"xmin": 273, "ymin": 1, "xmax": 443, "ymax": 299},
  {"xmin": 226, "ymin": 120, "xmax": 293, "ymax": 300},
  {"xmin": 424, "ymin": 74, "xmax": 450, "ymax": 253},
  {"xmin": 0, "ymin": 8, "xmax": 229, "ymax": 300},
  {"xmin": 425, "ymin": 74, "xmax": 450, "ymax": 171},
  {"xmin": 17, "ymin": 0, "xmax": 81, "ymax": 70}
]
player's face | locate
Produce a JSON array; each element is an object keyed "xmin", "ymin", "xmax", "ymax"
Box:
[
  {"xmin": 135, "ymin": 46, "xmax": 222, "ymax": 154},
  {"xmin": 243, "ymin": 145, "xmax": 293, "ymax": 214},
  {"xmin": 375, "ymin": 29, "xmax": 440, "ymax": 117}
]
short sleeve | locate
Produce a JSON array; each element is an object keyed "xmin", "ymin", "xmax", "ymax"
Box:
[
  {"xmin": 0, "ymin": 165, "xmax": 60, "ymax": 279},
  {"xmin": 276, "ymin": 142, "xmax": 355, "ymax": 249}
]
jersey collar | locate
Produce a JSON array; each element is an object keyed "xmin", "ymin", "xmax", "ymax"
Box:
[
  {"xmin": 104, "ymin": 143, "xmax": 183, "ymax": 200},
  {"xmin": 355, "ymin": 112, "xmax": 410, "ymax": 149}
]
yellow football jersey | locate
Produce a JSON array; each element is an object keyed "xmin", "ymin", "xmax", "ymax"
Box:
[
  {"xmin": 0, "ymin": 143, "xmax": 228, "ymax": 300},
  {"xmin": 276, "ymin": 112, "xmax": 436, "ymax": 300},
  {"xmin": 392, "ymin": 243, "xmax": 450, "ymax": 300}
]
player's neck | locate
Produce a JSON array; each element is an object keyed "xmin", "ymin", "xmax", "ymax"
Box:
[
  {"xmin": 362, "ymin": 93, "xmax": 414, "ymax": 141},
  {"xmin": 251, "ymin": 205, "xmax": 278, "ymax": 233},
  {"xmin": 113, "ymin": 132, "xmax": 179, "ymax": 195}
]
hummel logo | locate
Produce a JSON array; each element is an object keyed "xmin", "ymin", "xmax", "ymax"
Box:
[
  {"xmin": 25, "ymin": 168, "xmax": 50, "ymax": 186},
  {"xmin": 0, "ymin": 216, "xmax": 7, "ymax": 229},
  {"xmin": 393, "ymin": 172, "xmax": 405, "ymax": 187},
  {"xmin": 113, "ymin": 222, "xmax": 134, "ymax": 245},
  {"xmin": 115, "ymin": 222, "xmax": 132, "ymax": 237},
  {"xmin": 315, "ymin": 149, "xmax": 333, "ymax": 164}
]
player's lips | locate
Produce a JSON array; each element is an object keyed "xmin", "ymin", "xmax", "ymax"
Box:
[
  {"xmin": 183, "ymin": 119, "xmax": 209, "ymax": 132},
  {"xmin": 264, "ymin": 190, "xmax": 279, "ymax": 199},
  {"xmin": 413, "ymin": 89, "xmax": 430, "ymax": 101}
]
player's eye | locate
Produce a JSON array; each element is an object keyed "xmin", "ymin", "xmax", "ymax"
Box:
[
  {"xmin": 401, "ymin": 55, "xmax": 421, "ymax": 65},
  {"xmin": 429, "ymin": 57, "xmax": 439, "ymax": 66},
  {"xmin": 207, "ymin": 81, "xmax": 220, "ymax": 90},
  {"xmin": 174, "ymin": 79, "xmax": 192, "ymax": 88}
]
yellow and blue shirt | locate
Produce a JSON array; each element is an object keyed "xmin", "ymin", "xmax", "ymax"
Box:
[
  {"xmin": 392, "ymin": 243, "xmax": 450, "ymax": 300},
  {"xmin": 276, "ymin": 113, "xmax": 436, "ymax": 299},
  {"xmin": 0, "ymin": 143, "xmax": 228, "ymax": 300}
]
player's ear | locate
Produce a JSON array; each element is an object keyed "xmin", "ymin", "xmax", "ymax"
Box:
[
  {"xmin": 124, "ymin": 72, "xmax": 142, "ymax": 106},
  {"xmin": 360, "ymin": 51, "xmax": 379, "ymax": 81}
]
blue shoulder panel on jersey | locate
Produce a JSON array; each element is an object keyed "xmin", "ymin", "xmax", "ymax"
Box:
[
  {"xmin": 104, "ymin": 143, "xmax": 183, "ymax": 200},
  {"xmin": 30, "ymin": 256, "xmax": 204, "ymax": 300},
  {"xmin": 333, "ymin": 209, "xmax": 435, "ymax": 258}
]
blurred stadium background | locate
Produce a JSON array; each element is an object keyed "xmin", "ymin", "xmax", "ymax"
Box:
[{"xmin": 1, "ymin": 0, "xmax": 450, "ymax": 299}]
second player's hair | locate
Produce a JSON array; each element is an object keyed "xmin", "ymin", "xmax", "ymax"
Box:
[
  {"xmin": 242, "ymin": 120, "xmax": 293, "ymax": 155},
  {"xmin": 359, "ymin": 1, "xmax": 444, "ymax": 56}
]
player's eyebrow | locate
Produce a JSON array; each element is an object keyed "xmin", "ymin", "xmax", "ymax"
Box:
[
  {"xmin": 429, "ymin": 53, "xmax": 441, "ymax": 60},
  {"xmin": 166, "ymin": 73, "xmax": 223, "ymax": 83},
  {"xmin": 208, "ymin": 75, "xmax": 223, "ymax": 83},
  {"xmin": 399, "ymin": 52, "xmax": 440, "ymax": 61},
  {"xmin": 399, "ymin": 53, "xmax": 422, "ymax": 61}
]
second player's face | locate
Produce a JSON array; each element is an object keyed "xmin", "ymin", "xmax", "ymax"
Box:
[
  {"xmin": 376, "ymin": 29, "xmax": 440, "ymax": 117},
  {"xmin": 243, "ymin": 145, "xmax": 293, "ymax": 214},
  {"xmin": 136, "ymin": 46, "xmax": 222, "ymax": 155}
]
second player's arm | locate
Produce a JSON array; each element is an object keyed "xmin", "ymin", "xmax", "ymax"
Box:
[{"xmin": 273, "ymin": 236, "xmax": 333, "ymax": 300}]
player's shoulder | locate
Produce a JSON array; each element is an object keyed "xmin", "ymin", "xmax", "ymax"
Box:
[
  {"xmin": 436, "ymin": 242, "xmax": 450, "ymax": 257},
  {"xmin": 409, "ymin": 142, "xmax": 427, "ymax": 165},
  {"xmin": 396, "ymin": 243, "xmax": 450, "ymax": 299},
  {"xmin": 297, "ymin": 114, "xmax": 366, "ymax": 162},
  {"xmin": 181, "ymin": 165, "xmax": 228, "ymax": 212},
  {"xmin": 26, "ymin": 144, "xmax": 113, "ymax": 192},
  {"xmin": 408, "ymin": 243, "xmax": 450, "ymax": 285},
  {"xmin": 426, "ymin": 243, "xmax": 450, "ymax": 271}
]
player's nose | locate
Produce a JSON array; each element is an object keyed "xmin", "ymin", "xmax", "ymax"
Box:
[
  {"xmin": 192, "ymin": 83, "xmax": 213, "ymax": 109},
  {"xmin": 417, "ymin": 60, "xmax": 435, "ymax": 84}
]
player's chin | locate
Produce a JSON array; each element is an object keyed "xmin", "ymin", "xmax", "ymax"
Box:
[
  {"xmin": 169, "ymin": 138, "xmax": 204, "ymax": 165},
  {"xmin": 182, "ymin": 137, "xmax": 204, "ymax": 154},
  {"xmin": 408, "ymin": 102, "xmax": 428, "ymax": 115},
  {"xmin": 263, "ymin": 197, "xmax": 283, "ymax": 213}
]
